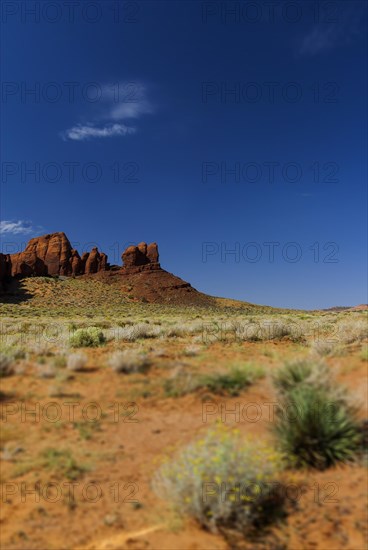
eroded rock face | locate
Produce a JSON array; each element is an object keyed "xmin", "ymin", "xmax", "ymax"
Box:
[
  {"xmin": 70, "ymin": 249, "xmax": 82, "ymax": 276},
  {"xmin": 121, "ymin": 242, "xmax": 160, "ymax": 273},
  {"xmin": 10, "ymin": 233, "xmax": 72, "ymax": 277},
  {"xmin": 2, "ymin": 232, "xmax": 109, "ymax": 281},
  {"xmin": 1, "ymin": 233, "xmax": 165, "ymax": 288}
]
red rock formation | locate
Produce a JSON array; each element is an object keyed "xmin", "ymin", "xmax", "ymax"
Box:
[
  {"xmin": 85, "ymin": 247, "xmax": 100, "ymax": 274},
  {"xmin": 80, "ymin": 252, "xmax": 89, "ymax": 274},
  {"xmin": 147, "ymin": 242, "xmax": 159, "ymax": 264},
  {"xmin": 121, "ymin": 242, "xmax": 160, "ymax": 273},
  {"xmin": 70, "ymin": 249, "xmax": 82, "ymax": 276},
  {"xmin": 99, "ymin": 253, "xmax": 108, "ymax": 272},
  {"xmin": 24, "ymin": 232, "xmax": 72, "ymax": 276},
  {"xmin": 2, "ymin": 232, "xmax": 109, "ymax": 282}
]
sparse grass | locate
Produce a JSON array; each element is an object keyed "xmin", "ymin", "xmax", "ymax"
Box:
[
  {"xmin": 153, "ymin": 425, "xmax": 285, "ymax": 534},
  {"xmin": 164, "ymin": 363, "xmax": 264, "ymax": 397},
  {"xmin": 163, "ymin": 368, "xmax": 199, "ymax": 397},
  {"xmin": 69, "ymin": 327, "xmax": 106, "ymax": 348},
  {"xmin": 108, "ymin": 350, "xmax": 151, "ymax": 373},
  {"xmin": 42, "ymin": 448, "xmax": 90, "ymax": 480},
  {"xmin": 73, "ymin": 420, "xmax": 102, "ymax": 440},
  {"xmin": 200, "ymin": 363, "xmax": 265, "ymax": 396}
]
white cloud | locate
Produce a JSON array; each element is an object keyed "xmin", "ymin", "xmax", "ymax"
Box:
[
  {"xmin": 62, "ymin": 81, "xmax": 153, "ymax": 141},
  {"xmin": 0, "ymin": 220, "xmax": 36, "ymax": 235},
  {"xmin": 62, "ymin": 123, "xmax": 136, "ymax": 142}
]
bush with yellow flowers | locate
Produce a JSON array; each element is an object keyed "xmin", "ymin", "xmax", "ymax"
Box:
[{"xmin": 152, "ymin": 425, "xmax": 286, "ymax": 533}]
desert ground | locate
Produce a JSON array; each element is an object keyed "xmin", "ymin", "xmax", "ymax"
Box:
[{"xmin": 0, "ymin": 277, "xmax": 367, "ymax": 550}]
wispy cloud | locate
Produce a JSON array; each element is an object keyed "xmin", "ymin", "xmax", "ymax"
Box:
[
  {"xmin": 62, "ymin": 81, "xmax": 153, "ymax": 141},
  {"xmin": 62, "ymin": 123, "xmax": 136, "ymax": 142},
  {"xmin": 299, "ymin": 26, "xmax": 338, "ymax": 56},
  {"xmin": 0, "ymin": 220, "xmax": 38, "ymax": 235},
  {"xmin": 299, "ymin": 5, "xmax": 366, "ymax": 56}
]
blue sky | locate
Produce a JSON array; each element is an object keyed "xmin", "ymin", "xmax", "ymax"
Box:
[{"xmin": 1, "ymin": 0, "xmax": 367, "ymax": 309}]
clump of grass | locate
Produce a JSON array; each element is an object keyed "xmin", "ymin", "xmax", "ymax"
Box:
[
  {"xmin": 273, "ymin": 385, "xmax": 362, "ymax": 470},
  {"xmin": 69, "ymin": 327, "xmax": 106, "ymax": 348},
  {"xmin": 163, "ymin": 368, "xmax": 199, "ymax": 397},
  {"xmin": 0, "ymin": 353, "xmax": 15, "ymax": 377},
  {"xmin": 201, "ymin": 363, "xmax": 264, "ymax": 396},
  {"xmin": 153, "ymin": 425, "xmax": 285, "ymax": 534},
  {"xmin": 272, "ymin": 360, "xmax": 316, "ymax": 395},
  {"xmin": 310, "ymin": 340, "xmax": 338, "ymax": 357},
  {"xmin": 272, "ymin": 361, "xmax": 362, "ymax": 469},
  {"xmin": 42, "ymin": 448, "xmax": 89, "ymax": 480},
  {"xmin": 67, "ymin": 352, "xmax": 88, "ymax": 371},
  {"xmin": 108, "ymin": 350, "xmax": 151, "ymax": 374}
]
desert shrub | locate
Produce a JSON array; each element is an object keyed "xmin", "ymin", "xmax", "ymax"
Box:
[
  {"xmin": 108, "ymin": 350, "xmax": 150, "ymax": 373},
  {"xmin": 153, "ymin": 426, "xmax": 285, "ymax": 533},
  {"xmin": 165, "ymin": 325, "xmax": 186, "ymax": 338},
  {"xmin": 163, "ymin": 368, "xmax": 200, "ymax": 397},
  {"xmin": 67, "ymin": 352, "xmax": 88, "ymax": 371},
  {"xmin": 310, "ymin": 340, "xmax": 338, "ymax": 357},
  {"xmin": 337, "ymin": 320, "xmax": 367, "ymax": 344},
  {"xmin": 0, "ymin": 353, "xmax": 14, "ymax": 377},
  {"xmin": 234, "ymin": 319, "xmax": 304, "ymax": 343},
  {"xmin": 69, "ymin": 327, "xmax": 106, "ymax": 348},
  {"xmin": 272, "ymin": 360, "xmax": 316, "ymax": 394},
  {"xmin": 200, "ymin": 364, "xmax": 264, "ymax": 396},
  {"xmin": 117, "ymin": 323, "xmax": 161, "ymax": 342},
  {"xmin": 273, "ymin": 384, "xmax": 362, "ymax": 470}
]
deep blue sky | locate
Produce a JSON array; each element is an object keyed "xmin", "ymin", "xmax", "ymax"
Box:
[{"xmin": 1, "ymin": 0, "xmax": 367, "ymax": 309}]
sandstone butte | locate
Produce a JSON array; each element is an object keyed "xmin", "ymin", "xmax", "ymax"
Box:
[
  {"xmin": 0, "ymin": 232, "xmax": 159, "ymax": 282},
  {"xmin": 0, "ymin": 232, "xmax": 211, "ymax": 305}
]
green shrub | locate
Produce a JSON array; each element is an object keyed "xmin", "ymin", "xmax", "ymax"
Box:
[
  {"xmin": 69, "ymin": 327, "xmax": 106, "ymax": 348},
  {"xmin": 201, "ymin": 363, "xmax": 264, "ymax": 396},
  {"xmin": 272, "ymin": 360, "xmax": 315, "ymax": 395},
  {"xmin": 153, "ymin": 426, "xmax": 285, "ymax": 533},
  {"xmin": 273, "ymin": 384, "xmax": 362, "ymax": 470}
]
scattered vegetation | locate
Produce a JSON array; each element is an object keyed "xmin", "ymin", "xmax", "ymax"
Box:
[
  {"xmin": 42, "ymin": 448, "xmax": 89, "ymax": 480},
  {"xmin": 200, "ymin": 363, "xmax": 265, "ymax": 396}
]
